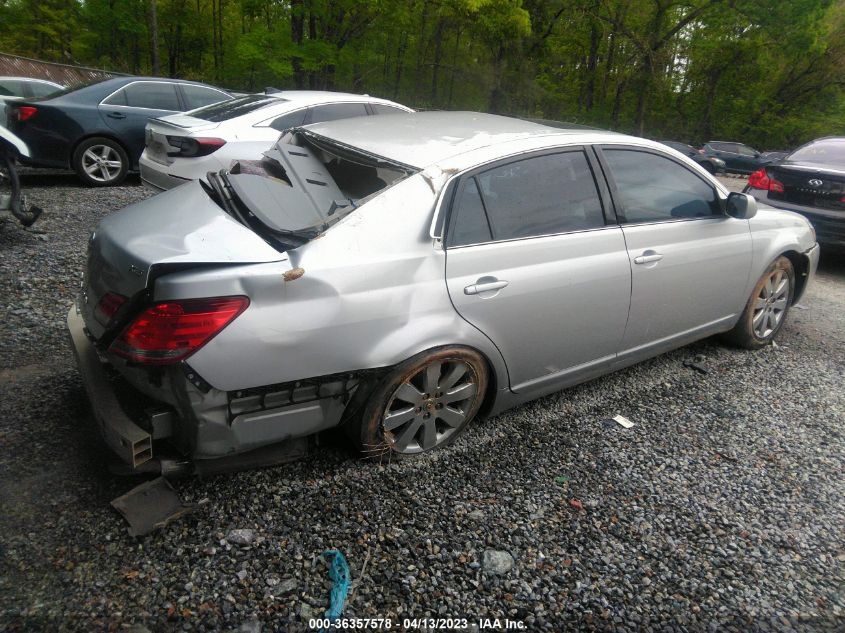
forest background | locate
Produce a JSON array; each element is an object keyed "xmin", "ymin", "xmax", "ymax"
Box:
[{"xmin": 2, "ymin": 0, "xmax": 844, "ymax": 148}]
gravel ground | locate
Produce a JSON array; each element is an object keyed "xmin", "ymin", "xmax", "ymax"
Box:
[{"xmin": 1, "ymin": 173, "xmax": 844, "ymax": 632}]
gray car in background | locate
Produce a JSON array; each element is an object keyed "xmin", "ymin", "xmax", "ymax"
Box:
[
  {"xmin": 0, "ymin": 76, "xmax": 63, "ymax": 126},
  {"xmin": 67, "ymin": 112, "xmax": 819, "ymax": 476}
]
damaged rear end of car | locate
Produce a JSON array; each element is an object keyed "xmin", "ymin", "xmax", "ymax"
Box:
[{"xmin": 68, "ymin": 128, "xmax": 417, "ymax": 476}]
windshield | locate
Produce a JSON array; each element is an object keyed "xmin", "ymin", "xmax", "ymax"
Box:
[
  {"xmin": 188, "ymin": 94, "xmax": 285, "ymax": 121},
  {"xmin": 788, "ymin": 139, "xmax": 845, "ymax": 165}
]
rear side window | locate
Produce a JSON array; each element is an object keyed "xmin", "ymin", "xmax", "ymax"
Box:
[
  {"xmin": 603, "ymin": 149, "xmax": 720, "ymax": 222},
  {"xmin": 736, "ymin": 144, "xmax": 758, "ymax": 156},
  {"xmin": 29, "ymin": 81, "xmax": 60, "ymax": 97},
  {"xmin": 307, "ymin": 103, "xmax": 369, "ymax": 124},
  {"xmin": 105, "ymin": 82, "xmax": 181, "ymax": 110},
  {"xmin": 268, "ymin": 109, "xmax": 307, "ymax": 131},
  {"xmin": 371, "ymin": 104, "xmax": 407, "ymax": 115},
  {"xmin": 182, "ymin": 84, "xmax": 229, "ymax": 109},
  {"xmin": 450, "ymin": 178, "xmax": 492, "ymax": 246},
  {"xmin": 0, "ymin": 79, "xmax": 26, "ymax": 97},
  {"xmin": 186, "ymin": 95, "xmax": 282, "ymax": 121},
  {"xmin": 476, "ymin": 151, "xmax": 605, "ymax": 240}
]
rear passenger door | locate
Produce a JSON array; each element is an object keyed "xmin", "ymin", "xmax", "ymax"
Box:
[{"xmin": 444, "ymin": 148, "xmax": 632, "ymax": 393}]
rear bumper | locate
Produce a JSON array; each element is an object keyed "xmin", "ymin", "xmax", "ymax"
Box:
[
  {"xmin": 746, "ymin": 188, "xmax": 845, "ymax": 247},
  {"xmin": 67, "ymin": 303, "xmax": 353, "ymax": 473},
  {"xmin": 67, "ymin": 306, "xmax": 153, "ymax": 467},
  {"xmin": 139, "ymin": 155, "xmax": 192, "ymax": 191}
]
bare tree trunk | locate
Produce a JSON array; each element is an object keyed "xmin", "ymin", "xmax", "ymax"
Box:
[
  {"xmin": 149, "ymin": 0, "xmax": 160, "ymax": 75},
  {"xmin": 291, "ymin": 0, "xmax": 305, "ymax": 88},
  {"xmin": 308, "ymin": 7, "xmax": 318, "ymax": 89},
  {"xmin": 430, "ymin": 19, "xmax": 444, "ymax": 105},
  {"xmin": 583, "ymin": 5, "xmax": 601, "ymax": 112},
  {"xmin": 447, "ymin": 28, "xmax": 460, "ymax": 109},
  {"xmin": 393, "ymin": 33, "xmax": 407, "ymax": 100}
]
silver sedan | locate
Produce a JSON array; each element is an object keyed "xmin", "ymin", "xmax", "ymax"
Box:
[{"xmin": 67, "ymin": 112, "xmax": 819, "ymax": 475}]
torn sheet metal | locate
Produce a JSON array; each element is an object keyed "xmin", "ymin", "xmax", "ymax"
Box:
[{"xmin": 111, "ymin": 477, "xmax": 198, "ymax": 537}]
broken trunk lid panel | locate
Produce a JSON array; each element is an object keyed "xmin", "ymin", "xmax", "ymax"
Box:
[{"xmin": 111, "ymin": 477, "xmax": 200, "ymax": 537}]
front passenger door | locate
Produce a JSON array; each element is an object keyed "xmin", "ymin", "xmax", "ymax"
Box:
[
  {"xmin": 445, "ymin": 148, "xmax": 632, "ymax": 393},
  {"xmin": 599, "ymin": 147, "xmax": 752, "ymax": 361}
]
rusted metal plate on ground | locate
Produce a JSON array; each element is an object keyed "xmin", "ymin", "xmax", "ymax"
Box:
[{"xmin": 110, "ymin": 477, "xmax": 197, "ymax": 537}]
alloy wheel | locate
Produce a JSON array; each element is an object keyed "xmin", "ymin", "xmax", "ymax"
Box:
[
  {"xmin": 81, "ymin": 145, "xmax": 123, "ymax": 183},
  {"xmin": 382, "ymin": 360, "xmax": 478, "ymax": 454},
  {"xmin": 752, "ymin": 268, "xmax": 790, "ymax": 339}
]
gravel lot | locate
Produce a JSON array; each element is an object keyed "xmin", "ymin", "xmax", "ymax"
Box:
[{"xmin": 1, "ymin": 172, "xmax": 844, "ymax": 632}]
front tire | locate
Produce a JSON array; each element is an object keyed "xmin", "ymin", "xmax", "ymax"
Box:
[
  {"xmin": 351, "ymin": 347, "xmax": 488, "ymax": 457},
  {"xmin": 72, "ymin": 137, "xmax": 129, "ymax": 187},
  {"xmin": 724, "ymin": 256, "xmax": 794, "ymax": 349}
]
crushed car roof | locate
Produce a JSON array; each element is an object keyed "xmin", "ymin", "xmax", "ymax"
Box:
[{"xmin": 300, "ymin": 111, "xmax": 621, "ymax": 169}]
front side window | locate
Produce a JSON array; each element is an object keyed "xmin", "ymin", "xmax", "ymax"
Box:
[
  {"xmin": 736, "ymin": 144, "xmax": 758, "ymax": 157},
  {"xmin": 475, "ymin": 151, "xmax": 605, "ymax": 240},
  {"xmin": 603, "ymin": 149, "xmax": 721, "ymax": 223},
  {"xmin": 123, "ymin": 82, "xmax": 180, "ymax": 110},
  {"xmin": 307, "ymin": 102, "xmax": 368, "ymax": 124}
]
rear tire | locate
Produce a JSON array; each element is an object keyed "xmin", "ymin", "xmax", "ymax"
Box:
[
  {"xmin": 72, "ymin": 137, "xmax": 129, "ymax": 187},
  {"xmin": 724, "ymin": 256, "xmax": 794, "ymax": 349},
  {"xmin": 349, "ymin": 346, "xmax": 488, "ymax": 459}
]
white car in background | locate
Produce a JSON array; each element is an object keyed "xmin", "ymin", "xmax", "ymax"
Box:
[
  {"xmin": 1, "ymin": 76, "xmax": 64, "ymax": 126},
  {"xmin": 138, "ymin": 91, "xmax": 413, "ymax": 191}
]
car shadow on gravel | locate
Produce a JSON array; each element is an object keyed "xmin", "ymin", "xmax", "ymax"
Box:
[
  {"xmin": 817, "ymin": 248, "xmax": 845, "ymax": 276},
  {"xmin": 18, "ymin": 169, "xmax": 142, "ymax": 189}
]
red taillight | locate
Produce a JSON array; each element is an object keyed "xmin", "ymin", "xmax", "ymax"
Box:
[
  {"xmin": 747, "ymin": 169, "xmax": 770, "ymax": 190},
  {"xmin": 16, "ymin": 106, "xmax": 37, "ymax": 122},
  {"xmin": 94, "ymin": 292, "xmax": 127, "ymax": 326},
  {"xmin": 748, "ymin": 168, "xmax": 784, "ymax": 193},
  {"xmin": 165, "ymin": 136, "xmax": 226, "ymax": 157},
  {"xmin": 109, "ymin": 296, "xmax": 249, "ymax": 364}
]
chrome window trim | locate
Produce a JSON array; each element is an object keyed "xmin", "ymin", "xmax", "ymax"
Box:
[
  {"xmin": 99, "ymin": 80, "xmax": 184, "ymax": 111},
  {"xmin": 430, "ymin": 143, "xmax": 608, "ymax": 244},
  {"xmin": 445, "ymin": 224, "xmax": 623, "ymax": 250}
]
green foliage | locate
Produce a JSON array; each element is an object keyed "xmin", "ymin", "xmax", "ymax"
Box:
[{"xmin": 1, "ymin": 0, "xmax": 843, "ymax": 147}]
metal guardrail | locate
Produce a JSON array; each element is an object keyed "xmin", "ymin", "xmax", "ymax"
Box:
[{"xmin": 0, "ymin": 52, "xmax": 129, "ymax": 87}]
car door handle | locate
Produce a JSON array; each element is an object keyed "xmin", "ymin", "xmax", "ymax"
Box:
[
  {"xmin": 634, "ymin": 252, "xmax": 664, "ymax": 265},
  {"xmin": 464, "ymin": 279, "xmax": 509, "ymax": 295},
  {"xmin": 107, "ymin": 112, "xmax": 126, "ymax": 119}
]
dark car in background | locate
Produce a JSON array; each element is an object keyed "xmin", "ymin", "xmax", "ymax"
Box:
[
  {"xmin": 702, "ymin": 141, "xmax": 776, "ymax": 174},
  {"xmin": 744, "ymin": 137, "xmax": 845, "ymax": 247},
  {"xmin": 5, "ymin": 77, "xmax": 231, "ymax": 186},
  {"xmin": 658, "ymin": 140, "xmax": 725, "ymax": 174}
]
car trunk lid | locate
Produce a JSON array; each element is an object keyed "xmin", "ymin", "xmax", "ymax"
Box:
[
  {"xmin": 144, "ymin": 116, "xmax": 221, "ymax": 166},
  {"xmin": 767, "ymin": 163, "xmax": 845, "ymax": 211},
  {"xmin": 79, "ymin": 181, "xmax": 285, "ymax": 341}
]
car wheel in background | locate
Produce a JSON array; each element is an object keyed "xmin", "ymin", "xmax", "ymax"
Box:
[
  {"xmin": 72, "ymin": 137, "xmax": 129, "ymax": 187},
  {"xmin": 724, "ymin": 256, "xmax": 794, "ymax": 349},
  {"xmin": 351, "ymin": 346, "xmax": 488, "ymax": 457}
]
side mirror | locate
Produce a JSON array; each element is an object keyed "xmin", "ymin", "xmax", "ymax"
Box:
[{"xmin": 725, "ymin": 192, "xmax": 757, "ymax": 219}]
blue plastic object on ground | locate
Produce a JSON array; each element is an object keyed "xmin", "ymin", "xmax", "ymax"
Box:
[{"xmin": 321, "ymin": 549, "xmax": 351, "ymax": 620}]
